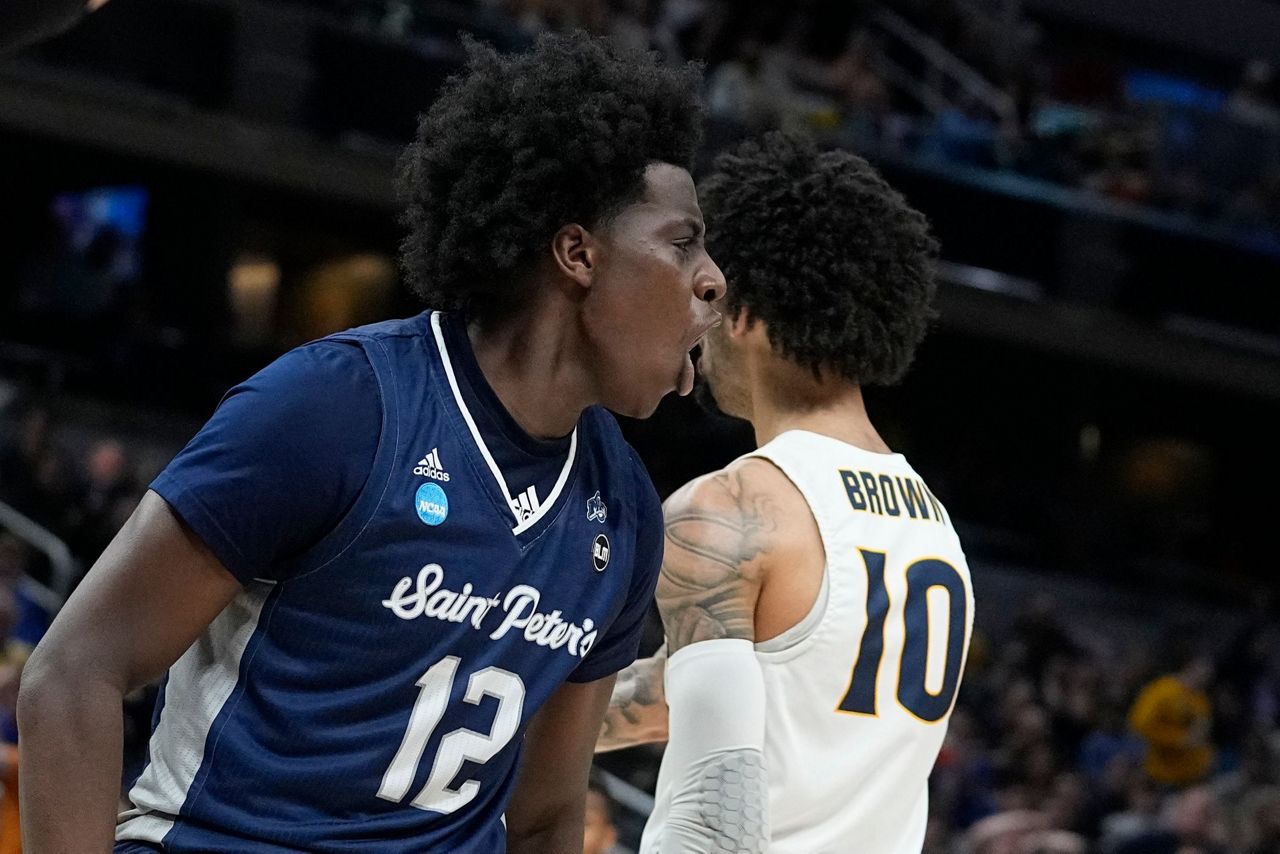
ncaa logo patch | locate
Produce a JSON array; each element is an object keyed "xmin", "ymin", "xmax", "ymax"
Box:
[
  {"xmin": 415, "ymin": 482, "xmax": 449, "ymax": 526},
  {"xmin": 592, "ymin": 533, "xmax": 610, "ymax": 572}
]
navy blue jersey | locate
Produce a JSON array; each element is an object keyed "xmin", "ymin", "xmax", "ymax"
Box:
[{"xmin": 117, "ymin": 311, "xmax": 663, "ymax": 853}]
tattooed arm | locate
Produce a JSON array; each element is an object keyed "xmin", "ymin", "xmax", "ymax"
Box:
[
  {"xmin": 597, "ymin": 459, "xmax": 782, "ymax": 755},
  {"xmin": 650, "ymin": 460, "xmax": 786, "ymax": 854},
  {"xmin": 659, "ymin": 461, "xmax": 779, "ymax": 650},
  {"xmin": 597, "ymin": 644, "xmax": 668, "ymax": 752}
]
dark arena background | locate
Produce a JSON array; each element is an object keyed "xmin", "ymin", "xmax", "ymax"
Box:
[{"xmin": 3, "ymin": 1, "xmax": 1280, "ymax": 852}]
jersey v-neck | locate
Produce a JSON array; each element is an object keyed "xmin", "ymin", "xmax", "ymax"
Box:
[{"xmin": 429, "ymin": 311, "xmax": 579, "ymax": 538}]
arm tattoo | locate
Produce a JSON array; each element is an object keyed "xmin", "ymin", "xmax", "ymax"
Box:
[
  {"xmin": 659, "ymin": 467, "xmax": 776, "ymax": 652},
  {"xmin": 597, "ymin": 650, "xmax": 667, "ymax": 752}
]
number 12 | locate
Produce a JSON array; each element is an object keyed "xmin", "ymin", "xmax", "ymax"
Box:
[{"xmin": 378, "ymin": 656, "xmax": 526, "ymax": 814}]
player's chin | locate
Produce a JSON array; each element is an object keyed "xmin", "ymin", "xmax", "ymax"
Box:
[
  {"xmin": 606, "ymin": 368, "xmax": 679, "ymax": 419},
  {"xmin": 611, "ymin": 384, "xmax": 669, "ymax": 420}
]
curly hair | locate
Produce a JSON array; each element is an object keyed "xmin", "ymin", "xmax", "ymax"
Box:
[
  {"xmin": 397, "ymin": 32, "xmax": 704, "ymax": 319},
  {"xmin": 699, "ymin": 132, "xmax": 939, "ymax": 386}
]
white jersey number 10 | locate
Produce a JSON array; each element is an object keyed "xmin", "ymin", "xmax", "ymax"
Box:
[{"xmin": 839, "ymin": 549, "xmax": 968, "ymax": 722}]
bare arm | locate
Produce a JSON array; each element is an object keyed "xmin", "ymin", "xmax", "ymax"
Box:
[
  {"xmin": 506, "ymin": 675, "xmax": 616, "ymax": 854},
  {"xmin": 650, "ymin": 461, "xmax": 797, "ymax": 854},
  {"xmin": 18, "ymin": 491, "xmax": 242, "ymax": 854},
  {"xmin": 658, "ymin": 463, "xmax": 777, "ymax": 652},
  {"xmin": 596, "ymin": 644, "xmax": 667, "ymax": 752},
  {"xmin": 596, "ymin": 458, "xmax": 794, "ymax": 755}
]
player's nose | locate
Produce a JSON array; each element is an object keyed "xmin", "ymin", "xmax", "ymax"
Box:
[{"xmin": 694, "ymin": 255, "xmax": 727, "ymax": 305}]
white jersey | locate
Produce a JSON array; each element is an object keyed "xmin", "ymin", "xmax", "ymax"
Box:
[{"xmin": 643, "ymin": 429, "xmax": 974, "ymax": 854}]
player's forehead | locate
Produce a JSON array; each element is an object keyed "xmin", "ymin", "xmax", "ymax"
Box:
[{"xmin": 612, "ymin": 162, "xmax": 703, "ymax": 233}]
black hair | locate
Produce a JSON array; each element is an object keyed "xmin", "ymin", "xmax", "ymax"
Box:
[
  {"xmin": 398, "ymin": 31, "xmax": 704, "ymax": 320},
  {"xmin": 699, "ymin": 131, "xmax": 939, "ymax": 385}
]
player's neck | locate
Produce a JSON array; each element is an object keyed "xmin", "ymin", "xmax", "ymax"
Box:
[
  {"xmin": 466, "ymin": 306, "xmax": 593, "ymax": 440},
  {"xmin": 747, "ymin": 360, "xmax": 892, "ymax": 454}
]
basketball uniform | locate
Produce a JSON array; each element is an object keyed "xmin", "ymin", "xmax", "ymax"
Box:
[
  {"xmin": 117, "ymin": 311, "xmax": 663, "ymax": 852},
  {"xmin": 643, "ymin": 429, "xmax": 974, "ymax": 854}
]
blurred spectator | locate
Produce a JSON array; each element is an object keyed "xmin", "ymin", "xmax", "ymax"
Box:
[
  {"xmin": 1080, "ymin": 125, "xmax": 1156, "ymax": 206},
  {"xmin": 925, "ymin": 95, "xmax": 1002, "ymax": 168},
  {"xmin": 0, "ymin": 403, "xmax": 70, "ymax": 528},
  {"xmin": 606, "ymin": 0, "xmax": 652, "ymax": 53},
  {"xmin": 1236, "ymin": 784, "xmax": 1280, "ymax": 853},
  {"xmin": 1226, "ymin": 61, "xmax": 1280, "ymax": 130},
  {"xmin": 963, "ymin": 808, "xmax": 1050, "ymax": 853},
  {"xmin": 1079, "ymin": 704, "xmax": 1143, "ymax": 785},
  {"xmin": 1128, "ymin": 656, "xmax": 1216, "ymax": 787},
  {"xmin": 65, "ymin": 438, "xmax": 138, "ymax": 563},
  {"xmin": 1100, "ymin": 773, "xmax": 1164, "ymax": 853},
  {"xmin": 0, "ymin": 534, "xmax": 50, "ymax": 653},
  {"xmin": 585, "ymin": 769, "xmax": 619, "ymax": 854},
  {"xmin": 1024, "ymin": 829, "xmax": 1087, "ymax": 854},
  {"xmin": 706, "ymin": 38, "xmax": 776, "ymax": 128},
  {"xmin": 827, "ymin": 30, "xmax": 890, "ymax": 117},
  {"xmin": 650, "ymin": 0, "xmax": 711, "ymax": 62},
  {"xmin": 1113, "ymin": 785, "xmax": 1229, "ymax": 854}
]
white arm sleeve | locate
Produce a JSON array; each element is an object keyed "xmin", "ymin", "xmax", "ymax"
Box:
[{"xmin": 660, "ymin": 638, "xmax": 769, "ymax": 854}]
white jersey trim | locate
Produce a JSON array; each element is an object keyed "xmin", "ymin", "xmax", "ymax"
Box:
[
  {"xmin": 741, "ymin": 447, "xmax": 832, "ymax": 660},
  {"xmin": 118, "ymin": 582, "xmax": 272, "ymax": 845},
  {"xmin": 754, "ymin": 569, "xmax": 830, "ymax": 658},
  {"xmin": 430, "ymin": 312, "xmax": 578, "ymax": 535}
]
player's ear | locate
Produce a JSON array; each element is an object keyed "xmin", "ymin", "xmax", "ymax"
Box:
[
  {"xmin": 550, "ymin": 223, "xmax": 598, "ymax": 293},
  {"xmin": 727, "ymin": 307, "xmax": 756, "ymax": 339}
]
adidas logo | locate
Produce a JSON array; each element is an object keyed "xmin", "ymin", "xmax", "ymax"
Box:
[
  {"xmin": 510, "ymin": 485, "xmax": 540, "ymax": 522},
  {"xmin": 413, "ymin": 448, "xmax": 450, "ymax": 482}
]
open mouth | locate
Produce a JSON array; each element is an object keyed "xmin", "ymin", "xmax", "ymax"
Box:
[{"xmin": 678, "ymin": 330, "xmax": 710, "ymax": 397}]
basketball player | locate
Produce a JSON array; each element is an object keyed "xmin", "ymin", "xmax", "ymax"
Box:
[
  {"xmin": 0, "ymin": 0, "xmax": 109, "ymax": 54},
  {"xmin": 18, "ymin": 33, "xmax": 725, "ymax": 852},
  {"xmin": 597, "ymin": 132, "xmax": 974, "ymax": 854}
]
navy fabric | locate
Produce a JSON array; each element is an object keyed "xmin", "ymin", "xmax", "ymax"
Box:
[
  {"xmin": 439, "ymin": 314, "xmax": 573, "ymax": 522},
  {"xmin": 150, "ymin": 340, "xmax": 379, "ymax": 583},
  {"xmin": 127, "ymin": 311, "xmax": 663, "ymax": 853}
]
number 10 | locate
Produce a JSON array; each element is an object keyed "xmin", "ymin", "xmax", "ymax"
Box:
[{"xmin": 839, "ymin": 549, "xmax": 968, "ymax": 723}]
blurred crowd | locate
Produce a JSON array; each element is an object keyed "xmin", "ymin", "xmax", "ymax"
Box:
[
  {"xmin": 325, "ymin": 0, "xmax": 1280, "ymax": 238},
  {"xmin": 0, "ymin": 401, "xmax": 144, "ymax": 575},
  {"xmin": 0, "ymin": 395, "xmax": 157, "ymax": 840},
  {"xmin": 25, "ymin": 0, "xmax": 1278, "ymax": 242},
  {"xmin": 926, "ymin": 593, "xmax": 1280, "ymax": 854}
]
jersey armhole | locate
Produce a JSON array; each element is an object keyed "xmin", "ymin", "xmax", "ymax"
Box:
[
  {"xmin": 742, "ymin": 452, "xmax": 832, "ymax": 660},
  {"xmin": 283, "ymin": 336, "xmax": 401, "ymax": 580}
]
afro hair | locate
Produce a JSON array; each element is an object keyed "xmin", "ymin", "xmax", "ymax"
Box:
[
  {"xmin": 699, "ymin": 131, "xmax": 939, "ymax": 386},
  {"xmin": 397, "ymin": 32, "xmax": 704, "ymax": 320}
]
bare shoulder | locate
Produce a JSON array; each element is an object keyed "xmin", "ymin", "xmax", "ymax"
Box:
[
  {"xmin": 664, "ymin": 456, "xmax": 805, "ymax": 517},
  {"xmin": 657, "ymin": 457, "xmax": 809, "ymax": 652}
]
